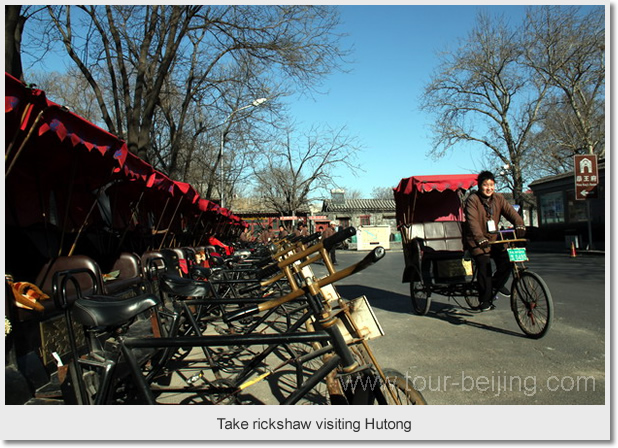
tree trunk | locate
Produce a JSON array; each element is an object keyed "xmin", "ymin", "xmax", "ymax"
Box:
[{"xmin": 5, "ymin": 6, "xmax": 24, "ymax": 80}]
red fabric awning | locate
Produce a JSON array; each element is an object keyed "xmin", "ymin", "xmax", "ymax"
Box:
[
  {"xmin": 121, "ymin": 151, "xmax": 155, "ymax": 182},
  {"xmin": 394, "ymin": 174, "xmax": 478, "ymax": 226},
  {"xmin": 6, "ymin": 74, "xmax": 129, "ymax": 229},
  {"xmin": 394, "ymin": 174, "xmax": 478, "ymax": 195},
  {"xmin": 6, "ymin": 71, "xmax": 245, "ymax": 247},
  {"xmin": 198, "ymin": 198, "xmax": 221, "ymax": 213}
]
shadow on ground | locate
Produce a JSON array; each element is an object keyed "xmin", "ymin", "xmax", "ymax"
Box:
[
  {"xmin": 336, "ymin": 284, "xmax": 410, "ymax": 314},
  {"xmin": 337, "ymin": 284, "xmax": 526, "ymax": 338}
]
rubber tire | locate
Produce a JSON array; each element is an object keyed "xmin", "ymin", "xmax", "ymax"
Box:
[
  {"xmin": 380, "ymin": 368, "xmax": 427, "ymax": 405},
  {"xmin": 343, "ymin": 346, "xmax": 426, "ymax": 405},
  {"xmin": 511, "ymin": 271, "xmax": 553, "ymax": 339},
  {"xmin": 339, "ymin": 368, "xmax": 427, "ymax": 405},
  {"xmin": 411, "ymin": 279, "xmax": 431, "ymax": 315},
  {"xmin": 464, "ymin": 290, "xmax": 480, "ymax": 310}
]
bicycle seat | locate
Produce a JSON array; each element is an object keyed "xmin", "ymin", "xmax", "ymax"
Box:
[
  {"xmin": 160, "ymin": 273, "xmax": 211, "ymax": 297},
  {"xmin": 105, "ymin": 252, "xmax": 147, "ymax": 297},
  {"xmin": 190, "ymin": 266, "xmax": 213, "ymax": 280},
  {"xmin": 72, "ymin": 293, "xmax": 160, "ymax": 328}
]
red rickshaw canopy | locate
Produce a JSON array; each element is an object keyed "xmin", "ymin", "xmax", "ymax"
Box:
[
  {"xmin": 394, "ymin": 174, "xmax": 479, "ymax": 226},
  {"xmin": 394, "ymin": 174, "xmax": 478, "ymax": 195},
  {"xmin": 5, "ymin": 72, "xmax": 246, "ymax": 240}
]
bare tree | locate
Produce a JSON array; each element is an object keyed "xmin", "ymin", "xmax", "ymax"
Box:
[
  {"xmin": 28, "ymin": 69, "xmax": 101, "ymax": 123},
  {"xmin": 420, "ymin": 12, "xmax": 549, "ymax": 208},
  {"xmin": 6, "ymin": 6, "xmax": 25, "ymax": 79},
  {"xmin": 371, "ymin": 186, "xmax": 395, "ymax": 200},
  {"xmin": 254, "ymin": 125, "xmax": 361, "ymax": 216},
  {"xmin": 24, "ymin": 5, "xmax": 349, "ymax": 180},
  {"xmin": 524, "ymin": 6, "xmax": 605, "ymax": 166},
  {"xmin": 5, "ymin": 6, "xmax": 46, "ymax": 80}
]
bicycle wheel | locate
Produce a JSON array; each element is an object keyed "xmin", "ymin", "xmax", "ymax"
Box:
[
  {"xmin": 339, "ymin": 368, "xmax": 427, "ymax": 405},
  {"xmin": 341, "ymin": 344, "xmax": 426, "ymax": 405},
  {"xmin": 410, "ymin": 270, "xmax": 431, "ymax": 315},
  {"xmin": 380, "ymin": 369, "xmax": 427, "ymax": 405},
  {"xmin": 511, "ymin": 271, "xmax": 553, "ymax": 339},
  {"xmin": 464, "ymin": 284, "xmax": 480, "ymax": 309}
]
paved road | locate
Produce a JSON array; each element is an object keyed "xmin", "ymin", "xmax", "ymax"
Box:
[{"xmin": 316, "ymin": 248, "xmax": 606, "ymax": 405}]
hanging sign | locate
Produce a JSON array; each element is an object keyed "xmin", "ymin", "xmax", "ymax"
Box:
[{"xmin": 574, "ymin": 154, "xmax": 599, "ymax": 200}]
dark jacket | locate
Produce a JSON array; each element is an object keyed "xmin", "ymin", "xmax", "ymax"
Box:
[
  {"xmin": 260, "ymin": 229, "xmax": 274, "ymax": 244},
  {"xmin": 464, "ymin": 191, "xmax": 524, "ymax": 256},
  {"xmin": 321, "ymin": 225, "xmax": 336, "ymax": 240},
  {"xmin": 294, "ymin": 226, "xmax": 308, "ymax": 237}
]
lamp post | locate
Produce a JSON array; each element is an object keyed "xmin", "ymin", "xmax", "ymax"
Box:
[{"xmin": 218, "ymin": 97, "xmax": 268, "ymax": 209}]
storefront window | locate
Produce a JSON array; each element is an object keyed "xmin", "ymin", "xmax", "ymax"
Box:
[
  {"xmin": 567, "ymin": 190, "xmax": 588, "ymax": 223},
  {"xmin": 539, "ymin": 192, "xmax": 564, "ymax": 224},
  {"xmin": 338, "ymin": 218, "xmax": 350, "ymax": 228}
]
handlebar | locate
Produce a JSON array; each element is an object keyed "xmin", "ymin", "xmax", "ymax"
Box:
[
  {"xmin": 275, "ymin": 227, "xmax": 356, "ymax": 269},
  {"xmin": 489, "ymin": 238, "xmax": 527, "ymax": 245},
  {"xmin": 301, "ymin": 232, "xmax": 321, "ymax": 245},
  {"xmin": 223, "ymin": 246, "xmax": 385, "ymax": 323},
  {"xmin": 322, "ymin": 226, "xmax": 356, "ymax": 251},
  {"xmin": 238, "ymin": 282, "xmax": 263, "ymax": 295},
  {"xmin": 256, "ymin": 262, "xmax": 281, "ymax": 280}
]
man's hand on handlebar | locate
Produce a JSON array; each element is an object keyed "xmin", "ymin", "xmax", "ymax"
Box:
[{"xmin": 478, "ymin": 239, "xmax": 490, "ymax": 249}]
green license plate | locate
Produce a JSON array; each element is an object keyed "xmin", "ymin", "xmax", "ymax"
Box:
[{"xmin": 507, "ymin": 248, "xmax": 528, "ymax": 262}]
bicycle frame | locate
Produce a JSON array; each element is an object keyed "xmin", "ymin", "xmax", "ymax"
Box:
[{"xmin": 68, "ymin": 236, "xmax": 395, "ymax": 405}]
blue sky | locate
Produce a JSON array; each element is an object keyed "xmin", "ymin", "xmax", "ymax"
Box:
[
  {"xmin": 17, "ymin": 4, "xmax": 603, "ymax": 199},
  {"xmin": 288, "ymin": 4, "xmax": 533, "ymax": 197}
]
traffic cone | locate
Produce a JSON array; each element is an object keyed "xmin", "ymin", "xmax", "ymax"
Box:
[{"xmin": 570, "ymin": 241, "xmax": 577, "ymax": 258}]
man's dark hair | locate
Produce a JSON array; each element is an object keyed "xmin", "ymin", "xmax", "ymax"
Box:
[{"xmin": 477, "ymin": 170, "xmax": 495, "ymax": 186}]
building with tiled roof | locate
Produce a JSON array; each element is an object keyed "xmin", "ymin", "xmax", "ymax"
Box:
[
  {"xmin": 231, "ymin": 196, "xmax": 312, "ymax": 237},
  {"xmin": 322, "ymin": 198, "xmax": 396, "ymax": 214},
  {"xmin": 320, "ymin": 191, "xmax": 397, "ymax": 236},
  {"xmin": 529, "ymin": 160, "xmax": 605, "ymax": 249}
]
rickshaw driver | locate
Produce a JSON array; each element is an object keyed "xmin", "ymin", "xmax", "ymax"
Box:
[{"xmin": 463, "ymin": 170, "xmax": 526, "ymax": 311}]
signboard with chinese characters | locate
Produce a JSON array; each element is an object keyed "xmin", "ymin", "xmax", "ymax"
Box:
[{"xmin": 574, "ymin": 154, "xmax": 599, "ymax": 200}]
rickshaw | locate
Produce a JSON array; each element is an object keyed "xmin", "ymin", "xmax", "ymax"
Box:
[{"xmin": 394, "ymin": 174, "xmax": 553, "ymax": 339}]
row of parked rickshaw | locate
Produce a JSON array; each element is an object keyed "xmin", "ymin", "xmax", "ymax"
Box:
[
  {"xmin": 6, "ymin": 226, "xmax": 427, "ymax": 405},
  {"xmin": 6, "ymin": 173, "xmax": 553, "ymax": 406}
]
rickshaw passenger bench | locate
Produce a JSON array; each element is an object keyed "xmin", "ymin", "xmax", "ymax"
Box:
[
  {"xmin": 411, "ymin": 221, "xmax": 464, "ymax": 251},
  {"xmin": 406, "ymin": 221, "xmax": 471, "ymax": 283}
]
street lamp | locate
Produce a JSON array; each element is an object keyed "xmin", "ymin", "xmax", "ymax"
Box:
[{"xmin": 218, "ymin": 98, "xmax": 268, "ymax": 208}]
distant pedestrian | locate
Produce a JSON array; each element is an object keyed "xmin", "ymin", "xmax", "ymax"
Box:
[
  {"xmin": 260, "ymin": 226, "xmax": 275, "ymax": 245},
  {"xmin": 240, "ymin": 227, "xmax": 255, "ymax": 246},
  {"xmin": 278, "ymin": 225, "xmax": 289, "ymax": 239},
  {"xmin": 294, "ymin": 222, "xmax": 308, "ymax": 238},
  {"xmin": 321, "ymin": 221, "xmax": 339, "ymax": 265}
]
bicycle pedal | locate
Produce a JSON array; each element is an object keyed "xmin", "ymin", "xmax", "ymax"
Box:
[{"xmin": 186, "ymin": 371, "xmax": 205, "ymax": 385}]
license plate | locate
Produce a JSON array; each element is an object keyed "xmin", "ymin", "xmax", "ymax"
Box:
[{"xmin": 507, "ymin": 248, "xmax": 528, "ymax": 262}]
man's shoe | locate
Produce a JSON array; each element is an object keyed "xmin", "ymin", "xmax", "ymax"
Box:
[
  {"xmin": 498, "ymin": 286, "xmax": 511, "ymax": 297},
  {"xmin": 477, "ymin": 302, "xmax": 495, "ymax": 312}
]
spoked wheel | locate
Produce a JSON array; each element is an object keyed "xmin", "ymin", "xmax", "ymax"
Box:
[
  {"xmin": 380, "ymin": 369, "xmax": 427, "ymax": 405},
  {"xmin": 343, "ymin": 346, "xmax": 426, "ymax": 405},
  {"xmin": 410, "ymin": 277, "xmax": 431, "ymax": 315},
  {"xmin": 511, "ymin": 271, "xmax": 553, "ymax": 339},
  {"xmin": 464, "ymin": 282, "xmax": 480, "ymax": 309},
  {"xmin": 339, "ymin": 368, "xmax": 427, "ymax": 405}
]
